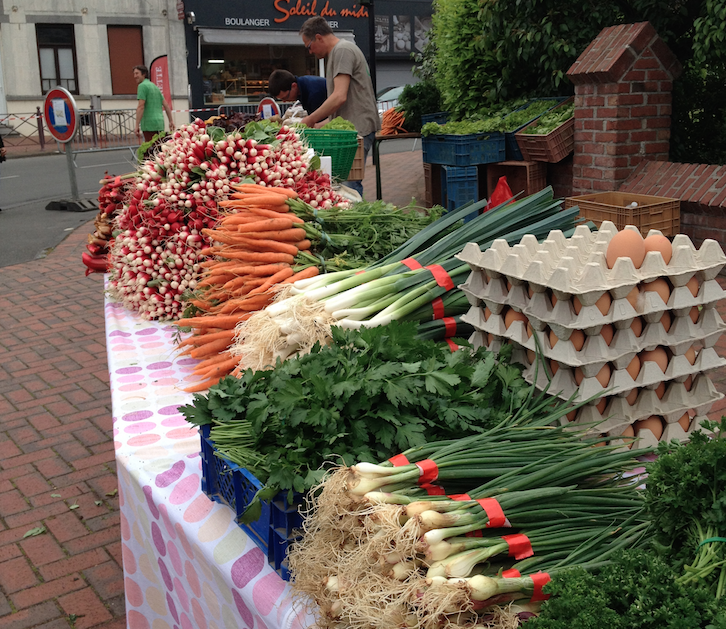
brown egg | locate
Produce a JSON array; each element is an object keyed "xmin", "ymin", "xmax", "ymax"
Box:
[
  {"xmin": 595, "ymin": 364, "xmax": 611, "ymax": 388},
  {"xmin": 525, "ymin": 323, "xmax": 534, "ymax": 338},
  {"xmin": 528, "ymin": 284, "xmax": 534, "ymax": 298},
  {"xmin": 506, "ymin": 279, "xmax": 513, "ymax": 292},
  {"xmin": 689, "ymin": 306, "xmax": 700, "ymax": 324},
  {"xmin": 504, "ymin": 308, "xmax": 528, "ymax": 330},
  {"xmin": 570, "ymin": 329, "xmax": 586, "ymax": 351},
  {"xmin": 684, "ymin": 374, "xmax": 693, "ymax": 391},
  {"xmin": 620, "ymin": 424, "xmax": 635, "ymax": 448},
  {"xmin": 626, "ymin": 286, "xmax": 640, "ymax": 309},
  {"xmin": 595, "ymin": 397, "xmax": 608, "ymax": 414},
  {"xmin": 573, "ymin": 292, "xmax": 611, "ymax": 316},
  {"xmin": 634, "ymin": 416, "xmax": 664, "ymax": 440},
  {"xmin": 643, "ymin": 234, "xmax": 673, "ymax": 264},
  {"xmin": 625, "ymin": 388, "xmax": 639, "ymax": 405},
  {"xmin": 625, "ymin": 356, "xmax": 640, "ymax": 381},
  {"xmin": 639, "ymin": 347, "xmax": 668, "ymax": 373},
  {"xmin": 594, "ymin": 435, "xmax": 608, "ymax": 447},
  {"xmin": 551, "ymin": 359, "xmax": 561, "ymax": 376},
  {"xmin": 549, "ymin": 329, "xmax": 559, "ymax": 349},
  {"xmin": 686, "ymin": 276, "xmax": 700, "ymax": 298},
  {"xmin": 677, "ymin": 413, "xmax": 691, "ymax": 431},
  {"xmin": 631, "ymin": 317, "xmax": 644, "ymax": 337},
  {"xmin": 655, "ymin": 381, "xmax": 667, "ymax": 399},
  {"xmin": 566, "ymin": 409, "xmax": 577, "ymax": 422},
  {"xmin": 660, "ymin": 310, "xmax": 672, "ymax": 333},
  {"xmin": 526, "ymin": 349, "xmax": 536, "ymax": 364},
  {"xmin": 641, "ymin": 278, "xmax": 671, "ymax": 306},
  {"xmin": 484, "ymin": 306, "xmax": 492, "ymax": 321},
  {"xmin": 574, "ymin": 366, "xmax": 583, "ymax": 384},
  {"xmin": 600, "ymin": 324, "xmax": 614, "ymax": 346},
  {"xmin": 550, "ymin": 292, "xmax": 558, "ymax": 307},
  {"xmin": 606, "ymin": 230, "xmax": 646, "ymax": 269},
  {"xmin": 684, "ymin": 345, "xmax": 697, "ymax": 365}
]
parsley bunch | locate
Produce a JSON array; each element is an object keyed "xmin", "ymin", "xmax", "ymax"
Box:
[
  {"xmin": 528, "ymin": 549, "xmax": 726, "ymax": 629},
  {"xmin": 182, "ymin": 322, "xmax": 528, "ymax": 498}
]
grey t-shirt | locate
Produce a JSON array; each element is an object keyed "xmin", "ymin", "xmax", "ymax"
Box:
[{"xmin": 326, "ymin": 39, "xmax": 381, "ymax": 137}]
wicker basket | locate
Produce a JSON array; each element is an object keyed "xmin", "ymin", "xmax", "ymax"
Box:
[
  {"xmin": 564, "ymin": 191, "xmax": 680, "ymax": 237},
  {"xmin": 302, "ymin": 128, "xmax": 359, "ymax": 181},
  {"xmin": 515, "ymin": 97, "xmax": 575, "ymax": 163}
]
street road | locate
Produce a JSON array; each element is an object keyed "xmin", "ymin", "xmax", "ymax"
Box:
[
  {"xmin": 0, "ymin": 138, "xmax": 420, "ymax": 268},
  {"xmin": 0, "ymin": 148, "xmax": 138, "ymax": 268}
]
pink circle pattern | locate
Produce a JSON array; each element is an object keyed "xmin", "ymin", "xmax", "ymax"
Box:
[{"xmin": 105, "ymin": 299, "xmax": 312, "ymax": 629}]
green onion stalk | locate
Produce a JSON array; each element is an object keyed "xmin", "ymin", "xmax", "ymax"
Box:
[{"xmin": 233, "ymin": 188, "xmax": 586, "ymax": 366}]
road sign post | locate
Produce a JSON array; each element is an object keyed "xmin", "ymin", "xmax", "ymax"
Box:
[{"xmin": 43, "ymin": 87, "xmax": 95, "ymax": 211}]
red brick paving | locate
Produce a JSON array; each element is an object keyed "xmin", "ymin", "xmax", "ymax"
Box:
[
  {"xmin": 0, "ymin": 222, "xmax": 122, "ymax": 627},
  {"xmin": 0, "ymin": 149, "xmax": 724, "ymax": 629}
]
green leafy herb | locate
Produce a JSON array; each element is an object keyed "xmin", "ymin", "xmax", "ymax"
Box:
[
  {"xmin": 181, "ymin": 322, "xmax": 528, "ymax": 501},
  {"xmin": 321, "ymin": 117, "xmax": 356, "ymax": 131},
  {"xmin": 523, "ymin": 102, "xmax": 575, "ymax": 134},
  {"xmin": 529, "ymin": 549, "xmax": 726, "ymax": 629},
  {"xmin": 23, "ymin": 526, "xmax": 46, "ymax": 538}
]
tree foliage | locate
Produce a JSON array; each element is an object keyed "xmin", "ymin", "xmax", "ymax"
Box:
[{"xmin": 429, "ymin": 0, "xmax": 726, "ymax": 163}]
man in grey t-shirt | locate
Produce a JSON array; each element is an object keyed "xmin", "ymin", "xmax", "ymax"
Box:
[{"xmin": 299, "ymin": 16, "xmax": 381, "ymax": 197}]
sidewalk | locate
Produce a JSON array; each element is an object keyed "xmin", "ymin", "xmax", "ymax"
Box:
[{"xmin": 0, "ymin": 148, "xmax": 724, "ymax": 629}]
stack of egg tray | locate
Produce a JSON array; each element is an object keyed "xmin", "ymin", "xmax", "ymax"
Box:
[{"xmin": 458, "ymin": 221, "xmax": 726, "ymax": 450}]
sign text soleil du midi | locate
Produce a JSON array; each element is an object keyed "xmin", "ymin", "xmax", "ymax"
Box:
[{"xmin": 223, "ymin": 0, "xmax": 368, "ymax": 27}]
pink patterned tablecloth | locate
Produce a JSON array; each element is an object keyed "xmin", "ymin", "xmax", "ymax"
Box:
[{"xmin": 105, "ymin": 298, "xmax": 313, "ymax": 629}]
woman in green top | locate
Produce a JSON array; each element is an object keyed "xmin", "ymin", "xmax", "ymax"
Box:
[{"xmin": 133, "ymin": 65, "xmax": 175, "ymax": 143}]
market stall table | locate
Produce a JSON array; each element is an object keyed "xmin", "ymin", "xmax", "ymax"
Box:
[
  {"xmin": 372, "ymin": 131, "xmax": 421, "ymax": 200},
  {"xmin": 106, "ymin": 295, "xmax": 313, "ymax": 629}
]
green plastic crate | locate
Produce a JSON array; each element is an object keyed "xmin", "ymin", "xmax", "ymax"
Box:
[{"xmin": 302, "ymin": 129, "xmax": 359, "ymax": 181}]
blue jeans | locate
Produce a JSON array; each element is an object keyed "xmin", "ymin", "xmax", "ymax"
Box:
[{"xmin": 344, "ymin": 131, "xmax": 376, "ymax": 197}]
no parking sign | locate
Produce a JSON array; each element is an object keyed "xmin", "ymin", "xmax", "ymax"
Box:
[{"xmin": 43, "ymin": 87, "xmax": 78, "ymax": 143}]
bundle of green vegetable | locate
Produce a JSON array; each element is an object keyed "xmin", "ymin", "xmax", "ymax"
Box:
[
  {"xmin": 230, "ymin": 187, "xmax": 583, "ymax": 369},
  {"xmin": 522, "ymin": 102, "xmax": 575, "ymax": 135},
  {"xmin": 320, "ymin": 117, "xmax": 356, "ymax": 131},
  {"xmin": 182, "ymin": 322, "xmax": 530, "ymax": 509},
  {"xmin": 422, "ymin": 118, "xmax": 506, "ymax": 136},
  {"xmin": 286, "ymin": 413, "xmax": 651, "ymax": 629},
  {"xmin": 288, "ymin": 198, "xmax": 446, "ymax": 272}
]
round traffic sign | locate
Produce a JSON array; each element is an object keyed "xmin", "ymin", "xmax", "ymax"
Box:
[
  {"xmin": 44, "ymin": 87, "xmax": 78, "ymax": 143},
  {"xmin": 257, "ymin": 97, "xmax": 280, "ymax": 119}
]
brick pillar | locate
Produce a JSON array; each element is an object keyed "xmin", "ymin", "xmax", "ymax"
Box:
[{"xmin": 566, "ymin": 22, "xmax": 681, "ymax": 195}]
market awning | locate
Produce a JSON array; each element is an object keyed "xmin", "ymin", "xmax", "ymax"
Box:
[{"xmin": 197, "ymin": 28, "xmax": 356, "ymax": 46}]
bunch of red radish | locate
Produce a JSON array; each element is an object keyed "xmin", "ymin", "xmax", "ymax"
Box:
[{"xmin": 107, "ymin": 118, "xmax": 347, "ymax": 320}]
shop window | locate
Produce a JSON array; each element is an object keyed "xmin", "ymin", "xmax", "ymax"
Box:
[
  {"xmin": 108, "ymin": 26, "xmax": 144, "ymax": 95},
  {"xmin": 36, "ymin": 24, "xmax": 78, "ymax": 94}
]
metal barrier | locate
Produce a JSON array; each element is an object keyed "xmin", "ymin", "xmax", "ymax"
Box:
[
  {"xmin": 0, "ymin": 108, "xmax": 48, "ymax": 152},
  {"xmin": 75, "ymin": 108, "xmax": 138, "ymax": 150}
]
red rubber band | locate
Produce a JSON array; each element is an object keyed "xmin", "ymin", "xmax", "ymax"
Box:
[
  {"xmin": 502, "ymin": 568, "xmax": 521, "ymax": 578},
  {"xmin": 443, "ymin": 317, "xmax": 457, "ymax": 337},
  {"xmin": 465, "ymin": 529, "xmax": 483, "ymax": 538},
  {"xmin": 446, "ymin": 339, "xmax": 459, "ymax": 352},
  {"xmin": 432, "ymin": 297, "xmax": 445, "ymax": 320},
  {"xmin": 502, "ymin": 533, "xmax": 534, "ymax": 560},
  {"xmin": 388, "ymin": 454, "xmax": 409, "ymax": 467},
  {"xmin": 530, "ymin": 572, "xmax": 551, "ymax": 602},
  {"xmin": 425, "ymin": 264, "xmax": 455, "ymax": 291},
  {"xmin": 450, "ymin": 493, "xmax": 472, "ymax": 501},
  {"xmin": 421, "ymin": 483, "xmax": 446, "ymax": 496},
  {"xmin": 416, "ymin": 459, "xmax": 439, "ymax": 485},
  {"xmin": 402, "ymin": 257, "xmax": 422, "ymax": 270},
  {"xmin": 476, "ymin": 498, "xmax": 507, "ymax": 528}
]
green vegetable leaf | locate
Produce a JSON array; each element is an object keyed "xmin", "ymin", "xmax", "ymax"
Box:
[{"xmin": 23, "ymin": 526, "xmax": 46, "ymax": 538}]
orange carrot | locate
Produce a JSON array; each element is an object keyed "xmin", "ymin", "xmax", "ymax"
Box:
[
  {"xmin": 232, "ymin": 183, "xmax": 297, "ymax": 198},
  {"xmin": 241, "ymin": 228, "xmax": 307, "ymax": 242},
  {"xmin": 236, "ymin": 237, "xmax": 299, "ymax": 256},
  {"xmin": 235, "ymin": 218, "xmax": 294, "ymax": 233},
  {"xmin": 247, "ymin": 266, "xmax": 295, "ymax": 295},
  {"xmin": 295, "ymin": 239, "xmax": 312, "ymax": 251},
  {"xmin": 283, "ymin": 266, "xmax": 320, "ymax": 284},
  {"xmin": 216, "ymin": 250, "xmax": 296, "ymax": 264},
  {"xmin": 175, "ymin": 314, "xmax": 244, "ymax": 329},
  {"xmin": 244, "ymin": 206, "xmax": 303, "ymax": 221}
]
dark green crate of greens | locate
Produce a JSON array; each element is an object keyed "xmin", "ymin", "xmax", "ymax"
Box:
[{"xmin": 302, "ymin": 128, "xmax": 359, "ymax": 181}]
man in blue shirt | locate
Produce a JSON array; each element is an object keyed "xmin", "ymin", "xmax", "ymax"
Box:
[{"xmin": 268, "ymin": 69, "xmax": 327, "ymax": 115}]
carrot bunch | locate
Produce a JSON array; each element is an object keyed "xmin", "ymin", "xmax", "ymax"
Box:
[
  {"xmin": 381, "ymin": 108, "xmax": 407, "ymax": 135},
  {"xmin": 174, "ymin": 183, "xmax": 320, "ymax": 392}
]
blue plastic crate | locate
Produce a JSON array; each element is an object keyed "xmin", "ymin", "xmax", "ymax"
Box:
[
  {"xmin": 421, "ymin": 111, "xmax": 450, "ymax": 125},
  {"xmin": 504, "ymin": 97, "xmax": 568, "ymax": 160},
  {"xmin": 422, "ymin": 132, "xmax": 505, "ymax": 166},
  {"xmin": 441, "ymin": 165, "xmax": 479, "ymax": 221},
  {"xmin": 199, "ymin": 424, "xmax": 303, "ymax": 580}
]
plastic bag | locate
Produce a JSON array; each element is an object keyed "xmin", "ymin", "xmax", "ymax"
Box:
[{"xmin": 486, "ymin": 176, "xmax": 514, "ymax": 212}]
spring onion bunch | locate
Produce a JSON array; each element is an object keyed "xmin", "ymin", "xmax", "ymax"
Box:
[
  {"xmin": 231, "ymin": 187, "xmax": 585, "ymax": 368},
  {"xmin": 287, "ymin": 409, "xmax": 652, "ymax": 629}
]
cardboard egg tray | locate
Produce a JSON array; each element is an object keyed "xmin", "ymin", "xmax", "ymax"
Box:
[
  {"xmin": 460, "ymin": 304, "xmax": 725, "ymax": 370},
  {"xmin": 611, "ymin": 414, "xmax": 709, "ymax": 451},
  {"xmin": 459, "ymin": 267, "xmax": 725, "ymax": 336},
  {"xmin": 457, "ymin": 222, "xmax": 726, "ymax": 304}
]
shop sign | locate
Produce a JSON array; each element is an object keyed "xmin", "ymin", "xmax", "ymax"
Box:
[{"xmin": 273, "ymin": 0, "xmax": 368, "ymax": 23}]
